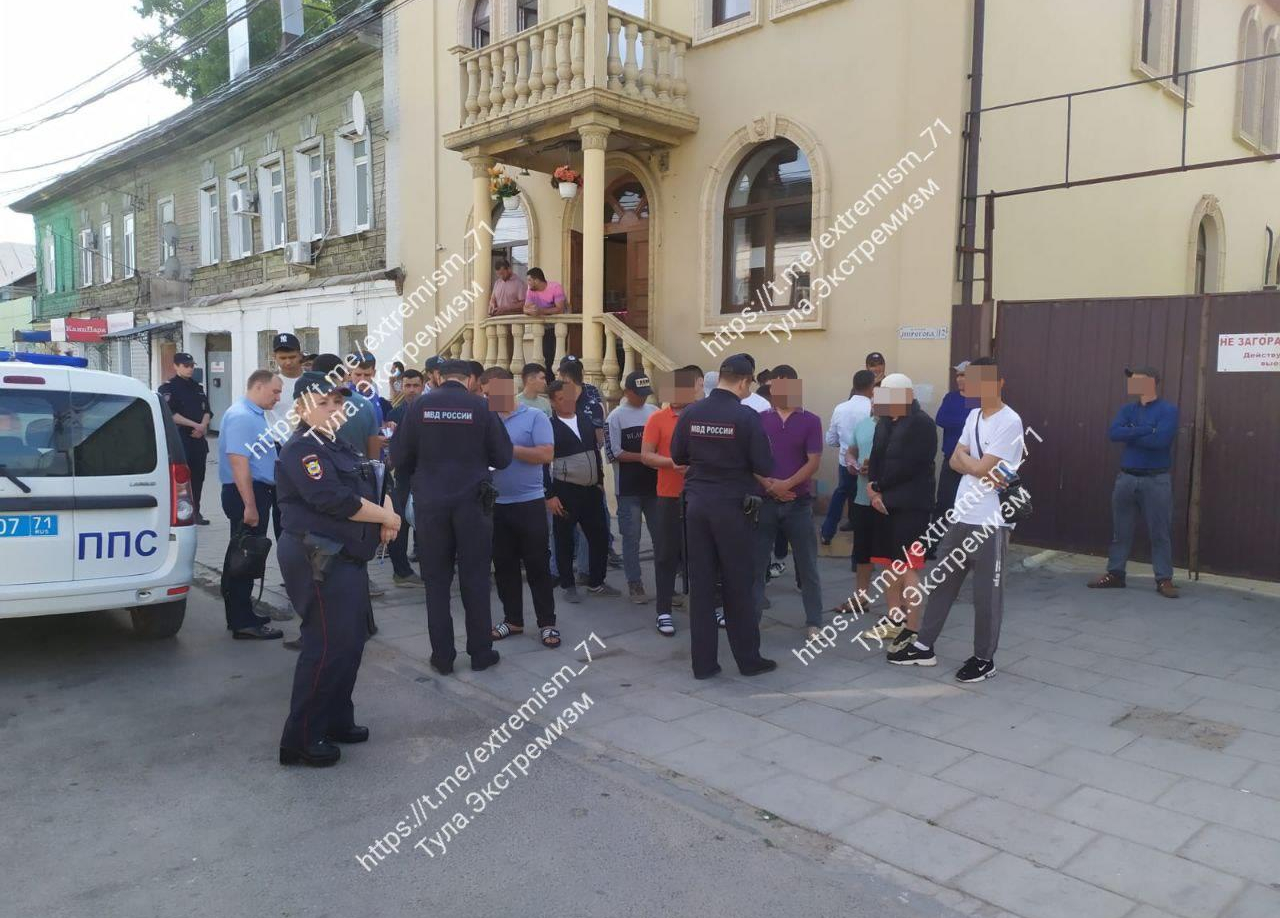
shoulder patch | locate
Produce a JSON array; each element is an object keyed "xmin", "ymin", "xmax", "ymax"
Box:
[{"xmin": 302, "ymin": 454, "xmax": 323, "ymax": 480}]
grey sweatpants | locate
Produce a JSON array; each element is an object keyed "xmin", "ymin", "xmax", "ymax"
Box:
[{"xmin": 917, "ymin": 521, "xmax": 1010, "ymax": 661}]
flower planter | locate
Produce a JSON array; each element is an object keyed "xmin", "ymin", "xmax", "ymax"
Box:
[
  {"xmin": 501, "ymin": 195, "xmax": 520, "ymax": 211},
  {"xmin": 558, "ymin": 183, "xmax": 580, "ymax": 201}
]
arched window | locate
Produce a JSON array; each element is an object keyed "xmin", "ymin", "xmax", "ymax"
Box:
[
  {"xmin": 604, "ymin": 180, "xmax": 649, "ymax": 227},
  {"xmin": 471, "ymin": 0, "xmax": 491, "ymax": 48},
  {"xmin": 1263, "ymin": 27, "xmax": 1280, "ymax": 151},
  {"xmin": 722, "ymin": 138, "xmax": 812, "ymax": 313},
  {"xmin": 1240, "ymin": 7, "xmax": 1263, "ymax": 142},
  {"xmin": 1194, "ymin": 221, "xmax": 1208, "ymax": 294}
]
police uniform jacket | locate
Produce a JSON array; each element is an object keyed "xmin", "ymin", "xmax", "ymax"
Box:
[
  {"xmin": 276, "ymin": 426, "xmax": 380, "ymax": 561},
  {"xmin": 158, "ymin": 375, "xmax": 211, "ymax": 447},
  {"xmin": 670, "ymin": 388, "xmax": 773, "ymax": 501},
  {"xmin": 389, "ymin": 381, "xmax": 513, "ymax": 503}
]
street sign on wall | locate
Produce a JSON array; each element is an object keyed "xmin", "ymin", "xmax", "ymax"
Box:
[{"xmin": 1217, "ymin": 333, "xmax": 1280, "ymax": 372}]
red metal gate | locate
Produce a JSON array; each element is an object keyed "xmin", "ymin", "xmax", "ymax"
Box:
[{"xmin": 951, "ymin": 292, "xmax": 1279, "ymax": 582}]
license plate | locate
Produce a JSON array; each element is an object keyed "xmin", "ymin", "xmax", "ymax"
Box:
[{"xmin": 0, "ymin": 514, "xmax": 58, "ymax": 537}]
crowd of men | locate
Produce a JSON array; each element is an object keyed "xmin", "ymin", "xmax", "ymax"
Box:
[{"xmin": 159, "ymin": 333, "xmax": 1181, "ymax": 691}]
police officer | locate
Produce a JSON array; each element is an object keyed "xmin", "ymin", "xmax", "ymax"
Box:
[
  {"xmin": 158, "ymin": 353, "xmax": 212, "ymax": 524},
  {"xmin": 391, "ymin": 359, "xmax": 513, "ymax": 675},
  {"xmin": 671, "ymin": 354, "xmax": 778, "ymax": 680},
  {"xmin": 277, "ymin": 373, "xmax": 402, "ymax": 768}
]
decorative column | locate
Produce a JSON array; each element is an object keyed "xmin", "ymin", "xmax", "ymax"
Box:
[
  {"xmin": 467, "ymin": 154, "xmax": 496, "ymax": 365},
  {"xmin": 578, "ymin": 124, "xmax": 610, "ymax": 384}
]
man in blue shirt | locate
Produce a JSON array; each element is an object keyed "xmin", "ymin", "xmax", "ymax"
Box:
[
  {"xmin": 311, "ymin": 354, "xmax": 382, "ymax": 459},
  {"xmin": 218, "ymin": 370, "xmax": 285, "ymax": 639},
  {"xmin": 483, "ymin": 368, "xmax": 559, "ymax": 647},
  {"xmin": 928, "ymin": 360, "xmax": 980, "ymax": 558},
  {"xmin": 1089, "ymin": 366, "xmax": 1180, "ymax": 598}
]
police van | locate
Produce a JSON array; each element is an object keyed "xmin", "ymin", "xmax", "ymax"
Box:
[{"xmin": 0, "ymin": 354, "xmax": 197, "ymax": 637}]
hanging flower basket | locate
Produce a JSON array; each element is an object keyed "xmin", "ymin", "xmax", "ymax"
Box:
[
  {"xmin": 552, "ymin": 165, "xmax": 582, "ymax": 200},
  {"xmin": 488, "ymin": 165, "xmax": 521, "ymax": 208}
]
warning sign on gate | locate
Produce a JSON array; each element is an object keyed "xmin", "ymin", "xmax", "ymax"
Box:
[{"xmin": 1217, "ymin": 333, "xmax": 1280, "ymax": 372}]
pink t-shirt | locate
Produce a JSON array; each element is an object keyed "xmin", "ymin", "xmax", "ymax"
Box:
[{"xmin": 526, "ymin": 281, "xmax": 567, "ymax": 312}]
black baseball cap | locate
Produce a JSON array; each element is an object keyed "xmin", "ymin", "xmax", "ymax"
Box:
[
  {"xmin": 424, "ymin": 355, "xmax": 442, "ymax": 372},
  {"xmin": 719, "ymin": 354, "xmax": 755, "ymax": 377},
  {"xmin": 173, "ymin": 352, "xmax": 194, "ymax": 366},
  {"xmin": 272, "ymin": 332, "xmax": 302, "ymax": 353},
  {"xmin": 440, "ymin": 359, "xmax": 471, "ymax": 377},
  {"xmin": 559, "ymin": 355, "xmax": 582, "ymax": 370},
  {"xmin": 293, "ymin": 371, "xmax": 339, "ymax": 400},
  {"xmin": 1125, "ymin": 365, "xmax": 1161, "ymax": 382},
  {"xmin": 865, "ymin": 351, "xmax": 886, "ymax": 365},
  {"xmin": 311, "ymin": 353, "xmax": 344, "ymax": 375},
  {"xmin": 624, "ymin": 371, "xmax": 652, "ymax": 396}
]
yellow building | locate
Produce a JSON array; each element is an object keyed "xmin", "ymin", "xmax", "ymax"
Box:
[{"xmin": 383, "ymin": 0, "xmax": 1275, "ymax": 432}]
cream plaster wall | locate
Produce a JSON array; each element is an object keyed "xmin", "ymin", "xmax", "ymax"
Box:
[{"xmin": 977, "ymin": 0, "xmax": 1280, "ymax": 301}]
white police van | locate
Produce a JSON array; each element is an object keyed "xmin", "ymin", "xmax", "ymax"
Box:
[{"xmin": 0, "ymin": 354, "xmax": 197, "ymax": 637}]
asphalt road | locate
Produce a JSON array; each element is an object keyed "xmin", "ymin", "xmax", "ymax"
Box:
[{"xmin": 0, "ymin": 587, "xmax": 966, "ymax": 918}]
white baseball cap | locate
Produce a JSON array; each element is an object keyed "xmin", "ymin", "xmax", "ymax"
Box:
[{"xmin": 880, "ymin": 372, "xmax": 913, "ymax": 389}]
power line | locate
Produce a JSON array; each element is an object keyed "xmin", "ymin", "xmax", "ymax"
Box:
[{"xmin": 0, "ymin": 0, "xmax": 226, "ymax": 127}]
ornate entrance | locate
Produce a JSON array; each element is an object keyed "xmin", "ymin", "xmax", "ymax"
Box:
[{"xmin": 572, "ymin": 174, "xmax": 651, "ymax": 344}]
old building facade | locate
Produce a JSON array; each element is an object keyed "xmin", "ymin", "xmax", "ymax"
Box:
[{"xmin": 13, "ymin": 2, "xmax": 398, "ymax": 426}]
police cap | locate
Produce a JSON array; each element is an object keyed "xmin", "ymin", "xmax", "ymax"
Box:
[
  {"xmin": 173, "ymin": 352, "xmax": 195, "ymax": 366},
  {"xmin": 293, "ymin": 371, "xmax": 340, "ymax": 400},
  {"xmin": 719, "ymin": 354, "xmax": 755, "ymax": 377},
  {"xmin": 440, "ymin": 359, "xmax": 471, "ymax": 378}
]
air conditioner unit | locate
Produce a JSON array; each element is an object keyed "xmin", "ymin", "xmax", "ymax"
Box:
[
  {"xmin": 230, "ymin": 189, "xmax": 259, "ymax": 215},
  {"xmin": 285, "ymin": 240, "xmax": 313, "ymax": 266}
]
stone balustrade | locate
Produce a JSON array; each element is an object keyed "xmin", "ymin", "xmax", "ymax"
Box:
[{"xmin": 457, "ymin": 4, "xmax": 691, "ymax": 129}]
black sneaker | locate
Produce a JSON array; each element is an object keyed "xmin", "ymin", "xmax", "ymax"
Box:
[
  {"xmin": 888, "ymin": 628, "xmax": 917, "ymax": 653},
  {"xmin": 955, "ymin": 657, "xmax": 996, "ymax": 682},
  {"xmin": 886, "ymin": 643, "xmax": 937, "ymax": 666}
]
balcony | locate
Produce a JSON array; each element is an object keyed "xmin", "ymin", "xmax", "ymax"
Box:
[{"xmin": 443, "ymin": 1, "xmax": 698, "ymax": 160}]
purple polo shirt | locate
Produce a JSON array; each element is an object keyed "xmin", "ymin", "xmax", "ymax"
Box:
[{"xmin": 760, "ymin": 408, "xmax": 823, "ymax": 497}]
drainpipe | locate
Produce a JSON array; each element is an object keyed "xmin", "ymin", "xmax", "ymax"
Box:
[
  {"xmin": 1265, "ymin": 226, "xmax": 1275, "ymax": 289},
  {"xmin": 960, "ymin": 0, "xmax": 986, "ymax": 312}
]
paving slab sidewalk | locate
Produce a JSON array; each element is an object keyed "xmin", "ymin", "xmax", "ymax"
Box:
[{"xmin": 192, "ymin": 464, "xmax": 1280, "ymax": 918}]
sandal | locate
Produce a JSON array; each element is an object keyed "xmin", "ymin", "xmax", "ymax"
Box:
[
  {"xmin": 656, "ymin": 613, "xmax": 675, "ymax": 636},
  {"xmin": 491, "ymin": 621, "xmax": 524, "ymax": 640},
  {"xmin": 540, "ymin": 627, "xmax": 561, "ymax": 648}
]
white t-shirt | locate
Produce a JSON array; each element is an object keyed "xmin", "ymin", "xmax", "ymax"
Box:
[
  {"xmin": 266, "ymin": 372, "xmax": 305, "ymax": 443},
  {"xmin": 558, "ymin": 413, "xmax": 582, "ymax": 440},
  {"xmin": 953, "ymin": 404, "xmax": 1025, "ymax": 528},
  {"xmin": 826, "ymin": 393, "xmax": 872, "ymax": 454},
  {"xmin": 741, "ymin": 392, "xmax": 771, "ymax": 413}
]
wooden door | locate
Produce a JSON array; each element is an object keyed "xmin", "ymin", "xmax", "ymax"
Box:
[{"xmin": 627, "ymin": 229, "xmax": 649, "ymax": 340}]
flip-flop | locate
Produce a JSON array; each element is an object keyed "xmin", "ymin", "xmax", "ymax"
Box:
[
  {"xmin": 540, "ymin": 627, "xmax": 561, "ymax": 648},
  {"xmin": 491, "ymin": 621, "xmax": 524, "ymax": 640}
]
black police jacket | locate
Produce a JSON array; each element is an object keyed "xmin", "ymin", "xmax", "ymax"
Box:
[
  {"xmin": 389, "ymin": 380, "xmax": 513, "ymax": 504},
  {"xmin": 868, "ymin": 401, "xmax": 937, "ymax": 512},
  {"xmin": 276, "ymin": 426, "xmax": 380, "ymax": 561},
  {"xmin": 670, "ymin": 388, "xmax": 773, "ymax": 501},
  {"xmin": 158, "ymin": 375, "xmax": 211, "ymax": 444}
]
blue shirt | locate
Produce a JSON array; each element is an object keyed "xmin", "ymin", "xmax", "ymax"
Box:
[
  {"xmin": 1108, "ymin": 398, "xmax": 1178, "ymax": 471},
  {"xmin": 218, "ymin": 397, "xmax": 277, "ymax": 485},
  {"xmin": 336, "ymin": 389, "xmax": 379, "ymax": 456},
  {"xmin": 935, "ymin": 389, "xmax": 980, "ymax": 458},
  {"xmin": 851, "ymin": 415, "xmax": 877, "ymax": 506},
  {"xmin": 493, "ymin": 405, "xmax": 553, "ymax": 504}
]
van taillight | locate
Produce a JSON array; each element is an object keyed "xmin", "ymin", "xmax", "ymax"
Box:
[{"xmin": 170, "ymin": 461, "xmax": 194, "ymax": 526}]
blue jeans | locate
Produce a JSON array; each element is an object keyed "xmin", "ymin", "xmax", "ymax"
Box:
[
  {"xmin": 1107, "ymin": 471, "xmax": 1174, "ymax": 582},
  {"xmin": 754, "ymin": 495, "xmax": 823, "ymax": 626},
  {"xmin": 820, "ymin": 466, "xmax": 855, "ymax": 541},
  {"xmin": 616, "ymin": 494, "xmax": 659, "ymax": 584}
]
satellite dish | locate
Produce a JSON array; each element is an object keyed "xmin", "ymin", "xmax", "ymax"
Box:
[
  {"xmin": 161, "ymin": 255, "xmax": 183, "ymax": 280},
  {"xmin": 162, "ymin": 221, "xmax": 180, "ymax": 247},
  {"xmin": 350, "ymin": 91, "xmax": 366, "ymax": 135}
]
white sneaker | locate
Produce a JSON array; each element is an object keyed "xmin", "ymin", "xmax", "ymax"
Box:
[{"xmin": 656, "ymin": 613, "xmax": 676, "ymax": 636}]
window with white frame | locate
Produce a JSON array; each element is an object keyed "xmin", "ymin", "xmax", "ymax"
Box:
[
  {"xmin": 1263, "ymin": 28, "xmax": 1280, "ymax": 151},
  {"xmin": 516, "ymin": 0, "xmax": 538, "ymax": 31},
  {"xmin": 1135, "ymin": 0, "xmax": 1198, "ymax": 97},
  {"xmin": 199, "ymin": 183, "xmax": 221, "ymax": 265},
  {"xmin": 256, "ymin": 159, "xmax": 287, "ymax": 249},
  {"xmin": 294, "ymin": 145, "xmax": 326, "ymax": 241},
  {"xmin": 122, "ymin": 213, "xmax": 135, "ymax": 275},
  {"xmin": 42, "ymin": 226, "xmax": 56, "ymax": 293},
  {"xmin": 158, "ymin": 196, "xmax": 177, "ymax": 262},
  {"xmin": 100, "ymin": 219, "xmax": 113, "ymax": 282},
  {"xmin": 471, "ymin": 0, "xmax": 491, "ymax": 48},
  {"xmin": 336, "ymin": 133, "xmax": 374, "ymax": 235},
  {"xmin": 1236, "ymin": 6, "xmax": 1275, "ymax": 149},
  {"xmin": 226, "ymin": 172, "xmax": 253, "ymax": 258},
  {"xmin": 79, "ymin": 228, "xmax": 94, "ymax": 287}
]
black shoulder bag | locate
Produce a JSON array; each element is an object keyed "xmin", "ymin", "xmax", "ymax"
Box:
[
  {"xmin": 221, "ymin": 529, "xmax": 274, "ymax": 605},
  {"xmin": 974, "ymin": 415, "xmax": 1033, "ymax": 524}
]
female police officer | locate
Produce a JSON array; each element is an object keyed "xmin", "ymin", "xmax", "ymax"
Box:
[{"xmin": 277, "ymin": 373, "xmax": 401, "ymax": 767}]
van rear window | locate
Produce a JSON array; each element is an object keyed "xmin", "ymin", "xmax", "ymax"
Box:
[{"xmin": 0, "ymin": 390, "xmax": 156, "ymax": 477}]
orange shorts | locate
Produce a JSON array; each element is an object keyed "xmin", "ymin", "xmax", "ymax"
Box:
[{"xmin": 871, "ymin": 540, "xmax": 925, "ymax": 571}]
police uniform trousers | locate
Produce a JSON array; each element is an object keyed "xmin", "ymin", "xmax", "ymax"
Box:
[
  {"xmin": 182, "ymin": 436, "xmax": 209, "ymax": 517},
  {"xmin": 685, "ymin": 493, "xmax": 764, "ymax": 677},
  {"xmin": 278, "ymin": 533, "xmax": 369, "ymax": 750},
  {"xmin": 416, "ymin": 496, "xmax": 494, "ymax": 662}
]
